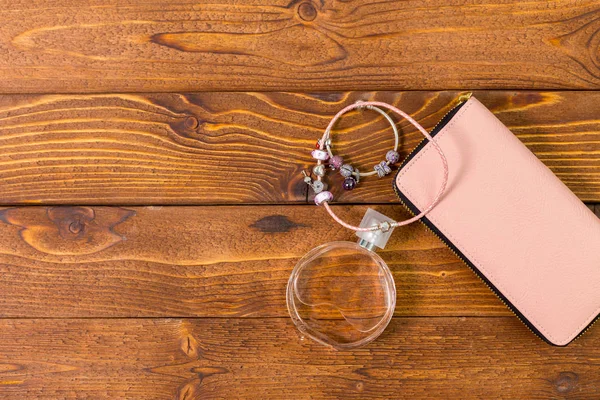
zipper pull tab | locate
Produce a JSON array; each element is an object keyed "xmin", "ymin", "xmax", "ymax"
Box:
[{"xmin": 457, "ymin": 92, "xmax": 473, "ymax": 104}]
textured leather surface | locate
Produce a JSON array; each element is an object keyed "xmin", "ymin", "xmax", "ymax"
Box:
[{"xmin": 395, "ymin": 97, "xmax": 600, "ymax": 346}]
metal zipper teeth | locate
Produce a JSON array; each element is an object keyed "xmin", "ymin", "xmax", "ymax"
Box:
[
  {"xmin": 392, "ymin": 92, "xmax": 548, "ymax": 343},
  {"xmin": 573, "ymin": 323, "xmax": 597, "ymax": 342},
  {"xmin": 429, "ymin": 92, "xmax": 472, "ymax": 136}
]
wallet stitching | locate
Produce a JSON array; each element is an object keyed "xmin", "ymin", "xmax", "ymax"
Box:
[{"xmin": 396, "ymin": 100, "xmax": 594, "ymax": 344}]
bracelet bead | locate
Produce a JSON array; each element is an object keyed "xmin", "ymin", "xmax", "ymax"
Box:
[
  {"xmin": 340, "ymin": 164, "xmax": 354, "ymax": 178},
  {"xmin": 313, "ymin": 164, "xmax": 326, "ymax": 177},
  {"xmin": 374, "ymin": 161, "xmax": 392, "ymax": 178},
  {"xmin": 342, "ymin": 177, "xmax": 357, "ymax": 191},
  {"xmin": 330, "ymin": 155, "xmax": 344, "ymax": 170},
  {"xmin": 311, "ymin": 149, "xmax": 329, "ymax": 161},
  {"xmin": 386, "ymin": 150, "xmax": 400, "ymax": 164},
  {"xmin": 312, "ymin": 180, "xmax": 326, "ymax": 193},
  {"xmin": 314, "ymin": 190, "xmax": 333, "ymax": 206}
]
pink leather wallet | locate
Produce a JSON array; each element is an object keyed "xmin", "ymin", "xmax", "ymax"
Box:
[{"xmin": 394, "ymin": 95, "xmax": 600, "ymax": 346}]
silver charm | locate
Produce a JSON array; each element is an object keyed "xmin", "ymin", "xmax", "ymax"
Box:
[
  {"xmin": 302, "ymin": 170, "xmax": 312, "ymax": 185},
  {"xmin": 301, "ymin": 171, "xmax": 327, "ymax": 194},
  {"xmin": 374, "ymin": 161, "xmax": 391, "ymax": 178},
  {"xmin": 340, "ymin": 164, "xmax": 353, "ymax": 178},
  {"xmin": 313, "ymin": 164, "xmax": 326, "ymax": 177},
  {"xmin": 311, "ymin": 180, "xmax": 326, "ymax": 194}
]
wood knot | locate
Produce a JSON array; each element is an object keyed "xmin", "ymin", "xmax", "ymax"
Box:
[
  {"xmin": 176, "ymin": 367, "xmax": 229, "ymax": 400},
  {"xmin": 554, "ymin": 371, "xmax": 578, "ymax": 393},
  {"xmin": 190, "ymin": 366, "xmax": 228, "ymax": 378},
  {"xmin": 250, "ymin": 215, "xmax": 307, "ymax": 233},
  {"xmin": 68, "ymin": 220, "xmax": 84, "ymax": 234},
  {"xmin": 184, "ymin": 116, "xmax": 199, "ymax": 130},
  {"xmin": 25, "ymin": 208, "xmax": 93, "ymax": 238},
  {"xmin": 49, "ymin": 207, "xmax": 95, "ymax": 240},
  {"xmin": 181, "ymin": 335, "xmax": 200, "ymax": 359},
  {"xmin": 165, "ymin": 115, "xmax": 202, "ymax": 139},
  {"xmin": 0, "ymin": 207, "xmax": 135, "ymax": 255},
  {"xmin": 511, "ymin": 92, "xmax": 543, "ymax": 107},
  {"xmin": 298, "ymin": 2, "xmax": 317, "ymax": 21},
  {"xmin": 152, "ymin": 23, "xmax": 344, "ymax": 67}
]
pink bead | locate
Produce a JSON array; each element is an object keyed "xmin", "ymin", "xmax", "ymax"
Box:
[
  {"xmin": 311, "ymin": 149, "xmax": 329, "ymax": 161},
  {"xmin": 330, "ymin": 155, "xmax": 343, "ymax": 169},
  {"xmin": 314, "ymin": 191, "xmax": 333, "ymax": 206}
]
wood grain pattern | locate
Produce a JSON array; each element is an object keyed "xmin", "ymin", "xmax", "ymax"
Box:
[
  {"xmin": 2, "ymin": 1, "xmax": 600, "ymax": 92},
  {"xmin": 4, "ymin": 1, "xmax": 600, "ymax": 398},
  {"xmin": 1, "ymin": 317, "xmax": 599, "ymax": 399},
  {"xmin": 1, "ymin": 91, "xmax": 600, "ymax": 204},
  {"xmin": 0, "ymin": 204, "xmax": 514, "ymax": 318}
]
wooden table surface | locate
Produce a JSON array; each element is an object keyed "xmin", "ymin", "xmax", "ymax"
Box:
[{"xmin": 1, "ymin": 1, "xmax": 600, "ymax": 399}]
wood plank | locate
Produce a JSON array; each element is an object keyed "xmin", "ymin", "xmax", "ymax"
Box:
[
  {"xmin": 1, "ymin": 91, "xmax": 600, "ymax": 204},
  {"xmin": 588, "ymin": 203, "xmax": 600, "ymax": 218},
  {"xmin": 1, "ymin": 317, "xmax": 599, "ymax": 399},
  {"xmin": 0, "ymin": 204, "xmax": 511, "ymax": 318},
  {"xmin": 2, "ymin": 1, "xmax": 600, "ymax": 92}
]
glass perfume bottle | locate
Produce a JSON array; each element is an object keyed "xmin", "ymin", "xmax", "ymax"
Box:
[{"xmin": 286, "ymin": 209, "xmax": 397, "ymax": 349}]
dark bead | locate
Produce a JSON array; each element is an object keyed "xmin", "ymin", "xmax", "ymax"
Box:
[{"xmin": 343, "ymin": 177, "xmax": 357, "ymax": 190}]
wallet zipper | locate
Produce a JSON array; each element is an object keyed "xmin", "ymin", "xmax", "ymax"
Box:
[{"xmin": 392, "ymin": 92, "xmax": 561, "ymax": 345}]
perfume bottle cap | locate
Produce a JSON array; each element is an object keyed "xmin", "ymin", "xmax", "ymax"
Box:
[{"xmin": 355, "ymin": 208, "xmax": 396, "ymax": 250}]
